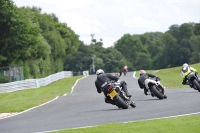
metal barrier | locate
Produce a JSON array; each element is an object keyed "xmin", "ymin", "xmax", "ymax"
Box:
[{"xmin": 0, "ymin": 71, "xmax": 72, "ymax": 93}]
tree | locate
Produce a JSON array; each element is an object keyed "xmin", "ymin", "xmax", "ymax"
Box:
[
  {"xmin": 134, "ymin": 53, "xmax": 152, "ymax": 70},
  {"xmin": 194, "ymin": 23, "xmax": 200, "ymax": 36},
  {"xmin": 114, "ymin": 34, "xmax": 151, "ymax": 69},
  {"xmin": 179, "ymin": 23, "xmax": 194, "ymax": 40},
  {"xmin": 0, "ymin": 1, "xmax": 43, "ymax": 66},
  {"xmin": 168, "ymin": 24, "xmax": 180, "ymax": 43},
  {"xmin": 161, "ymin": 33, "xmax": 179, "ymax": 67},
  {"xmin": 190, "ymin": 35, "xmax": 200, "ymax": 63}
]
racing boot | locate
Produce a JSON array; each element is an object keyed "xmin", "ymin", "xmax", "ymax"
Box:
[
  {"xmin": 150, "ymin": 92, "xmax": 154, "ymax": 97},
  {"xmin": 125, "ymin": 91, "xmax": 132, "ymax": 97},
  {"xmin": 121, "ymin": 82, "xmax": 132, "ymax": 97},
  {"xmin": 144, "ymin": 88, "xmax": 148, "ymax": 95}
]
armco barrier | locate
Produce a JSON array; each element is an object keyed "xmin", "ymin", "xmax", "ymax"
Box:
[{"xmin": 0, "ymin": 71, "xmax": 72, "ymax": 93}]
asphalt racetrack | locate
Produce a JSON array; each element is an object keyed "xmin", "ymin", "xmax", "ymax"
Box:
[{"xmin": 0, "ymin": 72, "xmax": 200, "ymax": 133}]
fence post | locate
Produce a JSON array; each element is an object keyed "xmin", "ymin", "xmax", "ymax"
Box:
[{"xmin": 35, "ymin": 79, "xmax": 40, "ymax": 88}]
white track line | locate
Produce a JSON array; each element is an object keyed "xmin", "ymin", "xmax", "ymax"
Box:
[
  {"xmin": 133, "ymin": 71, "xmax": 137, "ymax": 79},
  {"xmin": 37, "ymin": 125, "xmax": 97, "ymax": 133},
  {"xmin": 70, "ymin": 75, "xmax": 89, "ymax": 94},
  {"xmin": 0, "ymin": 75, "xmax": 89, "ymax": 120},
  {"xmin": 123, "ymin": 112, "xmax": 200, "ymax": 123},
  {"xmin": 41, "ymin": 112, "xmax": 200, "ymax": 133},
  {"xmin": 0, "ymin": 96, "xmax": 58, "ymax": 120}
]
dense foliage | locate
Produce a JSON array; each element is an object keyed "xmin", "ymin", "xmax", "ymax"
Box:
[
  {"xmin": 0, "ymin": 0, "xmax": 79, "ymax": 78},
  {"xmin": 65, "ymin": 22, "xmax": 200, "ymax": 73},
  {"xmin": 114, "ymin": 23, "xmax": 200, "ymax": 70},
  {"xmin": 1, "ymin": 0, "xmax": 200, "ymax": 78}
]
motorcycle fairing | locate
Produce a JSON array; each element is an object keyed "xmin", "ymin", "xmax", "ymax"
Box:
[{"xmin": 144, "ymin": 79, "xmax": 157, "ymax": 89}]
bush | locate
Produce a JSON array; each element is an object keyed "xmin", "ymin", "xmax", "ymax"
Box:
[{"xmin": 0, "ymin": 76, "xmax": 10, "ymax": 83}]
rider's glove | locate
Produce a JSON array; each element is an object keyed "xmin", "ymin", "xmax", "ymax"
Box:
[
  {"xmin": 115, "ymin": 73, "xmax": 120, "ymax": 77},
  {"xmin": 182, "ymin": 81, "xmax": 186, "ymax": 85},
  {"xmin": 156, "ymin": 77, "xmax": 160, "ymax": 81}
]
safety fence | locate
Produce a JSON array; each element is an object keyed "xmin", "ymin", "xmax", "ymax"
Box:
[{"xmin": 0, "ymin": 71, "xmax": 73, "ymax": 93}]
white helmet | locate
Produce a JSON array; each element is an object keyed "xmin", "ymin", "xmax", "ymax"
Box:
[
  {"xmin": 182, "ymin": 63, "xmax": 188, "ymax": 68},
  {"xmin": 139, "ymin": 70, "xmax": 146, "ymax": 75},
  {"xmin": 96, "ymin": 69, "xmax": 104, "ymax": 75}
]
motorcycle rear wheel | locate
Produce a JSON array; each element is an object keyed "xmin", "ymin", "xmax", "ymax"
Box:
[{"xmin": 113, "ymin": 94, "xmax": 129, "ymax": 109}]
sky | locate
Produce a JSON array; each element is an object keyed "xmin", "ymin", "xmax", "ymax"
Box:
[{"xmin": 13, "ymin": 0, "xmax": 200, "ymax": 48}]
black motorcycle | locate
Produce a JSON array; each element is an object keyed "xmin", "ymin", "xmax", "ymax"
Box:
[
  {"xmin": 184, "ymin": 72, "xmax": 200, "ymax": 92},
  {"xmin": 102, "ymin": 72, "xmax": 136, "ymax": 109},
  {"xmin": 123, "ymin": 70, "xmax": 128, "ymax": 76},
  {"xmin": 104, "ymin": 82, "xmax": 136, "ymax": 109}
]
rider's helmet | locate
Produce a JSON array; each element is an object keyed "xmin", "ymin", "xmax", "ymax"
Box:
[
  {"xmin": 139, "ymin": 70, "xmax": 146, "ymax": 76},
  {"xmin": 96, "ymin": 69, "xmax": 104, "ymax": 75},
  {"xmin": 182, "ymin": 63, "xmax": 188, "ymax": 68}
]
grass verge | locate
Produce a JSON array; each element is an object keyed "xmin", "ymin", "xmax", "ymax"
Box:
[
  {"xmin": 53, "ymin": 114, "xmax": 200, "ymax": 133},
  {"xmin": 0, "ymin": 75, "xmax": 84, "ymax": 113}
]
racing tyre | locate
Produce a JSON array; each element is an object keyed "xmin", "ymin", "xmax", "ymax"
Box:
[
  {"xmin": 151, "ymin": 85, "xmax": 164, "ymax": 99},
  {"xmin": 113, "ymin": 94, "xmax": 128, "ymax": 109},
  {"xmin": 193, "ymin": 79, "xmax": 200, "ymax": 92}
]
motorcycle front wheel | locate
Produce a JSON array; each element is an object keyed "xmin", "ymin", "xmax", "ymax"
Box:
[
  {"xmin": 193, "ymin": 79, "xmax": 200, "ymax": 92},
  {"xmin": 151, "ymin": 85, "xmax": 164, "ymax": 99}
]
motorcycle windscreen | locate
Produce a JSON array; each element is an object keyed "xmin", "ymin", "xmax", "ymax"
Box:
[{"xmin": 180, "ymin": 71, "xmax": 184, "ymax": 77}]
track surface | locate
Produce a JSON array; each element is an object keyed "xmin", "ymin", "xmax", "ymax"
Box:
[{"xmin": 0, "ymin": 72, "xmax": 200, "ymax": 133}]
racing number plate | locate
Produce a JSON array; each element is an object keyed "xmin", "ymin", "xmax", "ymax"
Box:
[{"xmin": 109, "ymin": 90, "xmax": 117, "ymax": 99}]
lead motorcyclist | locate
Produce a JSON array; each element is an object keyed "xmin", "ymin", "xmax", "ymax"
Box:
[
  {"xmin": 95, "ymin": 69, "xmax": 132, "ymax": 105},
  {"xmin": 138, "ymin": 70, "xmax": 166, "ymax": 97},
  {"xmin": 181, "ymin": 63, "xmax": 200, "ymax": 88},
  {"xmin": 122, "ymin": 65, "xmax": 128, "ymax": 75}
]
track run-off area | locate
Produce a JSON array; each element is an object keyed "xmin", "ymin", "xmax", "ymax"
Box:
[{"xmin": 0, "ymin": 71, "xmax": 200, "ymax": 133}]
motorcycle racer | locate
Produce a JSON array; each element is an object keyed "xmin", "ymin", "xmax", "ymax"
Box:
[
  {"xmin": 138, "ymin": 70, "xmax": 166, "ymax": 98},
  {"xmin": 95, "ymin": 69, "xmax": 132, "ymax": 105},
  {"xmin": 181, "ymin": 63, "xmax": 200, "ymax": 87}
]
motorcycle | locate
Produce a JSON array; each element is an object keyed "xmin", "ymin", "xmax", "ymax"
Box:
[
  {"xmin": 123, "ymin": 70, "xmax": 128, "ymax": 76},
  {"xmin": 181, "ymin": 72, "xmax": 200, "ymax": 92},
  {"xmin": 102, "ymin": 72, "xmax": 136, "ymax": 109},
  {"xmin": 143, "ymin": 77, "xmax": 167, "ymax": 99}
]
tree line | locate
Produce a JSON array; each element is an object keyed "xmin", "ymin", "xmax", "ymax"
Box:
[
  {"xmin": 65, "ymin": 23, "xmax": 200, "ymax": 73},
  {"xmin": 1, "ymin": 0, "xmax": 200, "ymax": 79},
  {"xmin": 115, "ymin": 23, "xmax": 200, "ymax": 70},
  {"xmin": 0, "ymin": 0, "xmax": 79, "ymax": 79}
]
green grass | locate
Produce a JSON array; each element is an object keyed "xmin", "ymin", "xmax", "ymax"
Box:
[
  {"xmin": 0, "ymin": 75, "xmax": 84, "ymax": 113},
  {"xmin": 135, "ymin": 63, "xmax": 200, "ymax": 88},
  {"xmin": 53, "ymin": 114, "xmax": 200, "ymax": 133}
]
